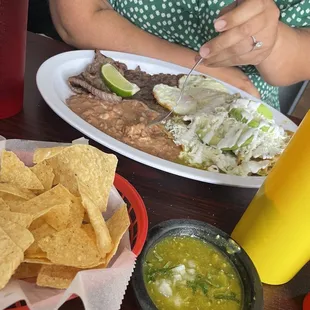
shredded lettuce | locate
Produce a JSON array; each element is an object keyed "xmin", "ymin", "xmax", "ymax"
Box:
[{"xmin": 165, "ymin": 96, "xmax": 290, "ymax": 176}]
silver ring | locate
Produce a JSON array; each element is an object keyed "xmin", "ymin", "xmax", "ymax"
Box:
[{"xmin": 251, "ymin": 35, "xmax": 263, "ymax": 51}]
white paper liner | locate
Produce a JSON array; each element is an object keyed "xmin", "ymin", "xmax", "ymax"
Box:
[{"xmin": 0, "ymin": 137, "xmax": 137, "ymax": 310}]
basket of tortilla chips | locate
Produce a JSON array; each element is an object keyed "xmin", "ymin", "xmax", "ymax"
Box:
[{"xmin": 0, "ymin": 140, "xmax": 148, "ymax": 310}]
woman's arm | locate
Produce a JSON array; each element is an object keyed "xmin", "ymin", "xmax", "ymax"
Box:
[
  {"xmin": 256, "ymin": 23, "xmax": 310, "ymax": 86},
  {"xmin": 49, "ymin": 0, "xmax": 260, "ymax": 97}
]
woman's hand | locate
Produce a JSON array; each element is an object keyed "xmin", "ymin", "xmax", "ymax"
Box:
[{"xmin": 199, "ymin": 0, "xmax": 280, "ymax": 67}]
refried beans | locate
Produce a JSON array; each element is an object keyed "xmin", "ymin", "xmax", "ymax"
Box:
[{"xmin": 66, "ymin": 94, "xmax": 181, "ymax": 161}]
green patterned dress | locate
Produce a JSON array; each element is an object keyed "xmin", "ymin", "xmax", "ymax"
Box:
[{"xmin": 108, "ymin": 0, "xmax": 310, "ymax": 110}]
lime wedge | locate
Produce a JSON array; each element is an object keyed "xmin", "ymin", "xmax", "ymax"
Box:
[{"xmin": 101, "ymin": 64, "xmax": 140, "ymax": 97}]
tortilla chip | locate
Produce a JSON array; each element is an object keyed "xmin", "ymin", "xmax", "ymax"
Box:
[
  {"xmin": 12, "ymin": 184, "xmax": 72, "ymax": 220},
  {"xmin": 29, "ymin": 217, "xmax": 46, "ymax": 231},
  {"xmin": 81, "ymin": 223, "xmax": 97, "ymax": 245},
  {"xmin": 0, "ymin": 150, "xmax": 44, "ymax": 190},
  {"xmin": 33, "ymin": 146, "xmax": 66, "ymax": 164},
  {"xmin": 23, "ymin": 257, "xmax": 52, "ymax": 265},
  {"xmin": 0, "ymin": 183, "xmax": 35, "ymax": 200},
  {"xmin": 0, "ymin": 194, "xmax": 26, "ymax": 211},
  {"xmin": 37, "ymin": 265, "xmax": 81, "ymax": 289},
  {"xmin": 79, "ymin": 224, "xmax": 106, "ymax": 267},
  {"xmin": 30, "ymin": 162, "xmax": 54, "ymax": 191},
  {"xmin": 83, "ymin": 213, "xmax": 90, "ymax": 223},
  {"xmin": 0, "ymin": 217, "xmax": 34, "ymax": 251},
  {"xmin": 105, "ymin": 205, "xmax": 130, "ymax": 266},
  {"xmin": 42, "ymin": 203, "xmax": 70, "ymax": 231},
  {"xmin": 38, "ymin": 226, "xmax": 102, "ymax": 268},
  {"xmin": 78, "ymin": 179, "xmax": 112, "ymax": 258},
  {"xmin": 0, "ymin": 197, "xmax": 9, "ymax": 211},
  {"xmin": 13, "ymin": 263, "xmax": 42, "ymax": 279},
  {"xmin": 25, "ymin": 223, "xmax": 56, "ymax": 258},
  {"xmin": 44, "ymin": 145, "xmax": 117, "ymax": 212},
  {"xmin": 67, "ymin": 197, "xmax": 84, "ymax": 228},
  {"xmin": 87, "ymin": 258, "xmax": 106, "ymax": 269},
  {"xmin": 25, "ymin": 252, "xmax": 47, "ymax": 259},
  {"xmin": 0, "ymin": 226, "xmax": 24, "ymax": 289},
  {"xmin": 0, "ymin": 210, "xmax": 33, "ymax": 228}
]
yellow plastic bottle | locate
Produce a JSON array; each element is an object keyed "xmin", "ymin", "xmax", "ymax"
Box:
[{"xmin": 231, "ymin": 111, "xmax": 310, "ymax": 285}]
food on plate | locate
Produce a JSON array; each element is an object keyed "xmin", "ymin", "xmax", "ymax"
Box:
[
  {"xmin": 178, "ymin": 75, "xmax": 229, "ymax": 94},
  {"xmin": 165, "ymin": 97, "xmax": 291, "ymax": 176},
  {"xmin": 0, "ymin": 145, "xmax": 130, "ymax": 290},
  {"xmin": 153, "ymin": 75, "xmax": 232, "ymax": 116},
  {"xmin": 101, "ymin": 63, "xmax": 140, "ymax": 97},
  {"xmin": 67, "ymin": 51, "xmax": 124, "ymax": 103},
  {"xmin": 143, "ymin": 236, "xmax": 242, "ymax": 310},
  {"xmin": 67, "ymin": 95, "xmax": 182, "ymax": 161},
  {"xmin": 66, "ymin": 50, "xmax": 291, "ymax": 176},
  {"xmin": 67, "ymin": 50, "xmax": 180, "ymax": 114}
]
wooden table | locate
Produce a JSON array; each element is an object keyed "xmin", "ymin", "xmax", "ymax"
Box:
[{"xmin": 4, "ymin": 32, "xmax": 309, "ymax": 310}]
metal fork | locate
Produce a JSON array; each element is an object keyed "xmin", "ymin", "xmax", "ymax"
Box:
[{"xmin": 148, "ymin": 56, "xmax": 204, "ymax": 126}]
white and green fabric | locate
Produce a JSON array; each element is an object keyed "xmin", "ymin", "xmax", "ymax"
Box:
[{"xmin": 109, "ymin": 0, "xmax": 310, "ymax": 110}]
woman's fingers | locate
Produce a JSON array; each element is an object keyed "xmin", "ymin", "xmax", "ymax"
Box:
[
  {"xmin": 202, "ymin": 37, "xmax": 253, "ymax": 65},
  {"xmin": 200, "ymin": 0, "xmax": 280, "ymax": 67},
  {"xmin": 213, "ymin": 0, "xmax": 271, "ymax": 32},
  {"xmin": 200, "ymin": 11, "xmax": 268, "ymax": 58},
  {"xmin": 217, "ymin": 1, "xmax": 238, "ymax": 18},
  {"xmin": 205, "ymin": 49, "xmax": 272, "ymax": 67}
]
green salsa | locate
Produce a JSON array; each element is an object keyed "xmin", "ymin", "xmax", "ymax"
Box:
[{"xmin": 143, "ymin": 236, "xmax": 242, "ymax": 310}]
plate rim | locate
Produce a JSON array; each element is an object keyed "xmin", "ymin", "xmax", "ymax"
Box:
[{"xmin": 36, "ymin": 49, "xmax": 297, "ymax": 189}]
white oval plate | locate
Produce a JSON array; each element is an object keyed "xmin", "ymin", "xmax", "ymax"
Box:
[{"xmin": 36, "ymin": 50, "xmax": 297, "ymax": 188}]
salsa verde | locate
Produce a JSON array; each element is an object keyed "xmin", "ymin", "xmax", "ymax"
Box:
[{"xmin": 143, "ymin": 236, "xmax": 242, "ymax": 310}]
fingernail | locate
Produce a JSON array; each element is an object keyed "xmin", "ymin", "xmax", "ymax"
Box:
[
  {"xmin": 195, "ymin": 54, "xmax": 202, "ymax": 62},
  {"xmin": 214, "ymin": 19, "xmax": 227, "ymax": 31},
  {"xmin": 200, "ymin": 47, "xmax": 210, "ymax": 58}
]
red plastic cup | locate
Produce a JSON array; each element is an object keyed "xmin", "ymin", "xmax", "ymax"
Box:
[{"xmin": 0, "ymin": 0, "xmax": 29, "ymax": 119}]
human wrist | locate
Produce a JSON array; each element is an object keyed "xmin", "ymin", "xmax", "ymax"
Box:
[{"xmin": 256, "ymin": 22, "xmax": 287, "ymax": 71}]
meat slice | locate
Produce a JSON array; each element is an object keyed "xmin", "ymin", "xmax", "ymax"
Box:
[
  {"xmin": 67, "ymin": 50, "xmax": 126, "ymax": 102},
  {"xmin": 124, "ymin": 69, "xmax": 182, "ymax": 113},
  {"xmin": 67, "ymin": 50, "xmax": 183, "ymax": 113},
  {"xmin": 68, "ymin": 75, "xmax": 121, "ymax": 102},
  {"xmin": 82, "ymin": 50, "xmax": 127, "ymax": 91}
]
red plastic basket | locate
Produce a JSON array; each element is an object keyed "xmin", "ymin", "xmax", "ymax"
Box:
[
  {"xmin": 114, "ymin": 173, "xmax": 148, "ymax": 256},
  {"xmin": 303, "ymin": 293, "xmax": 310, "ymax": 310},
  {"xmin": 8, "ymin": 173, "xmax": 148, "ymax": 310}
]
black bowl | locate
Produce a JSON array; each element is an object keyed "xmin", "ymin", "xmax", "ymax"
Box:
[{"xmin": 132, "ymin": 219, "xmax": 263, "ymax": 310}]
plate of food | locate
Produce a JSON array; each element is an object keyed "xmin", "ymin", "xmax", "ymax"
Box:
[{"xmin": 36, "ymin": 50, "xmax": 297, "ymax": 188}]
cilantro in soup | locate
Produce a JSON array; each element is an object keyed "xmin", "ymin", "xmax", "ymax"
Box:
[{"xmin": 143, "ymin": 236, "xmax": 242, "ymax": 310}]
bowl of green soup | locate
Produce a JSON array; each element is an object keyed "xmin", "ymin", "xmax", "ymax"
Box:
[{"xmin": 132, "ymin": 219, "xmax": 263, "ymax": 310}]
